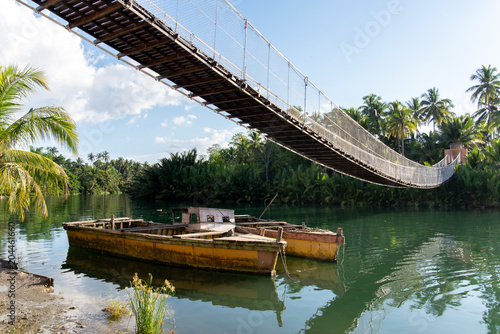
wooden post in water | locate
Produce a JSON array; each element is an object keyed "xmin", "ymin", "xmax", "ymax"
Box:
[
  {"xmin": 111, "ymin": 215, "xmax": 115, "ymax": 230},
  {"xmin": 276, "ymin": 227, "xmax": 283, "ymax": 243}
]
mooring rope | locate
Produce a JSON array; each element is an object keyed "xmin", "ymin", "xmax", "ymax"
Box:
[{"xmin": 279, "ymin": 245, "xmax": 290, "ymax": 278}]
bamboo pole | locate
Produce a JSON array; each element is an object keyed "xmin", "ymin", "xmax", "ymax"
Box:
[{"xmin": 259, "ymin": 193, "xmax": 279, "ymax": 219}]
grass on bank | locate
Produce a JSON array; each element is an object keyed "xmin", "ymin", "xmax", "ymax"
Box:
[
  {"xmin": 102, "ymin": 299, "xmax": 130, "ymax": 322},
  {"xmin": 126, "ymin": 273, "xmax": 175, "ymax": 334}
]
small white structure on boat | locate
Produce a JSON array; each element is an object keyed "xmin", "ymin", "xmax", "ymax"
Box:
[{"xmin": 172, "ymin": 207, "xmax": 235, "ymax": 231}]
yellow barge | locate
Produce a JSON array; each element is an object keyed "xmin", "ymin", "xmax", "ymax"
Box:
[
  {"xmin": 63, "ymin": 214, "xmax": 286, "ymax": 276},
  {"xmin": 235, "ymin": 215, "xmax": 344, "ymax": 262}
]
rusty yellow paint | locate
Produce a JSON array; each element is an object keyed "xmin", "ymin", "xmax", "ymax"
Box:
[
  {"xmin": 285, "ymin": 238, "xmax": 338, "ymax": 262},
  {"xmin": 66, "ymin": 227, "xmax": 280, "ymax": 275}
]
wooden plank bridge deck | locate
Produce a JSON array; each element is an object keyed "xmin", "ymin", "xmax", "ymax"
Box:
[{"xmin": 24, "ymin": 0, "xmax": 458, "ymax": 188}]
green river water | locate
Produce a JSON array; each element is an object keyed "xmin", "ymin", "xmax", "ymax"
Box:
[{"xmin": 0, "ymin": 194, "xmax": 499, "ymax": 333}]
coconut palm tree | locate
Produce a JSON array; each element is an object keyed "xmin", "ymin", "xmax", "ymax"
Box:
[
  {"xmin": 46, "ymin": 146, "xmax": 58, "ymax": 159},
  {"xmin": 485, "ymin": 139, "xmax": 500, "ymax": 166},
  {"xmin": 467, "ymin": 65, "xmax": 500, "ymax": 107},
  {"xmin": 412, "ymin": 132, "xmax": 443, "ymax": 164},
  {"xmin": 360, "ymin": 94, "xmax": 387, "ymax": 136},
  {"xmin": 0, "ymin": 64, "xmax": 78, "ymax": 221},
  {"xmin": 310, "ymin": 111, "xmax": 322, "ymax": 122},
  {"xmin": 88, "ymin": 152, "xmax": 95, "ymax": 166},
  {"xmin": 420, "ymin": 87, "xmax": 454, "ymax": 131},
  {"xmin": 343, "ymin": 107, "xmax": 367, "ymax": 127},
  {"xmin": 467, "ymin": 65, "xmax": 500, "ymax": 136},
  {"xmin": 248, "ymin": 132, "xmax": 263, "ymax": 152},
  {"xmin": 385, "ymin": 101, "xmax": 417, "ymax": 155},
  {"xmin": 406, "ymin": 97, "xmax": 422, "ymax": 127},
  {"xmin": 473, "ymin": 96, "xmax": 500, "ymax": 138},
  {"xmin": 439, "ymin": 115, "xmax": 483, "ymax": 149}
]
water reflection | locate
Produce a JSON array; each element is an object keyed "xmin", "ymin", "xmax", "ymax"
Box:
[
  {"xmin": 63, "ymin": 247, "xmax": 286, "ymax": 325},
  {"xmin": 1, "ymin": 195, "xmax": 499, "ymax": 333},
  {"xmin": 303, "ymin": 210, "xmax": 500, "ymax": 334},
  {"xmin": 278, "ymin": 257, "xmax": 346, "ymax": 295}
]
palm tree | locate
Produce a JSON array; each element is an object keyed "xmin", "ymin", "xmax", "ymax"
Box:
[
  {"xmin": 46, "ymin": 146, "xmax": 58, "ymax": 160},
  {"xmin": 467, "ymin": 65, "xmax": 500, "ymax": 107},
  {"xmin": 485, "ymin": 139, "xmax": 500, "ymax": 166},
  {"xmin": 420, "ymin": 87, "xmax": 454, "ymax": 131},
  {"xmin": 473, "ymin": 96, "xmax": 500, "ymax": 138},
  {"xmin": 439, "ymin": 115, "xmax": 483, "ymax": 149},
  {"xmin": 248, "ymin": 132, "xmax": 263, "ymax": 153},
  {"xmin": 88, "ymin": 152, "xmax": 95, "ymax": 166},
  {"xmin": 75, "ymin": 157, "xmax": 85, "ymax": 167},
  {"xmin": 343, "ymin": 107, "xmax": 367, "ymax": 127},
  {"xmin": 467, "ymin": 65, "xmax": 500, "ymax": 136},
  {"xmin": 310, "ymin": 111, "xmax": 322, "ymax": 122},
  {"xmin": 385, "ymin": 101, "xmax": 417, "ymax": 155},
  {"xmin": 360, "ymin": 94, "xmax": 387, "ymax": 136},
  {"xmin": 101, "ymin": 151, "xmax": 110, "ymax": 164},
  {"xmin": 413, "ymin": 132, "xmax": 443, "ymax": 164},
  {"xmin": 231, "ymin": 133, "xmax": 251, "ymax": 164},
  {"xmin": 0, "ymin": 64, "xmax": 78, "ymax": 221},
  {"xmin": 406, "ymin": 97, "xmax": 422, "ymax": 127}
]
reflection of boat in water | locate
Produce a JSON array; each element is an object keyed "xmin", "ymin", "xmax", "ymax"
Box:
[
  {"xmin": 63, "ymin": 247, "xmax": 286, "ymax": 322},
  {"xmin": 63, "ymin": 212, "xmax": 286, "ymax": 275},
  {"xmin": 277, "ymin": 256, "xmax": 346, "ymax": 295}
]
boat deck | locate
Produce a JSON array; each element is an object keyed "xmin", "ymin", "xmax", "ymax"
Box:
[
  {"xmin": 63, "ymin": 217, "xmax": 286, "ymax": 275},
  {"xmin": 235, "ymin": 215, "xmax": 344, "ymax": 262}
]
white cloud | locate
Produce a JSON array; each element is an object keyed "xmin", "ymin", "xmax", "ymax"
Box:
[
  {"xmin": 154, "ymin": 127, "xmax": 238, "ymax": 157},
  {"xmin": 155, "ymin": 136, "xmax": 168, "ymax": 144},
  {"xmin": 0, "ymin": 0, "xmax": 186, "ymax": 124},
  {"xmin": 161, "ymin": 120, "xmax": 168, "ymax": 127},
  {"xmin": 172, "ymin": 115, "xmax": 197, "ymax": 127}
]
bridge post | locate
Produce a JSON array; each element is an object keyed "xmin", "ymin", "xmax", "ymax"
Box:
[
  {"xmin": 213, "ymin": 0, "xmax": 219, "ymax": 59},
  {"xmin": 287, "ymin": 62, "xmax": 290, "ymax": 106},
  {"xmin": 243, "ymin": 19, "xmax": 248, "ymax": 81},
  {"xmin": 304, "ymin": 77, "xmax": 308, "ymax": 119},
  {"xmin": 175, "ymin": 0, "xmax": 179, "ymax": 32},
  {"xmin": 267, "ymin": 42, "xmax": 271, "ymax": 98}
]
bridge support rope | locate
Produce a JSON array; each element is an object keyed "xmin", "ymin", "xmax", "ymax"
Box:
[{"xmin": 20, "ymin": 0, "xmax": 459, "ymax": 188}]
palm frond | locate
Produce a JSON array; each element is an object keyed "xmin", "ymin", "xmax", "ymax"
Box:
[
  {"xmin": 0, "ymin": 64, "xmax": 48, "ymax": 121},
  {"xmin": 0, "ymin": 106, "xmax": 78, "ymax": 154},
  {"xmin": 0, "ymin": 150, "xmax": 71, "ymax": 220}
]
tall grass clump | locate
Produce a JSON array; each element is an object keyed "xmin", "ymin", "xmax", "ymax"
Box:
[{"xmin": 127, "ymin": 273, "xmax": 175, "ymax": 334}]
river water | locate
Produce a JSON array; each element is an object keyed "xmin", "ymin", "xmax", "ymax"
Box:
[{"xmin": 0, "ymin": 194, "xmax": 499, "ymax": 333}]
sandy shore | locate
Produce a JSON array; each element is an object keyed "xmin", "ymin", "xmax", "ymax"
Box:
[{"xmin": 0, "ymin": 267, "xmax": 132, "ymax": 333}]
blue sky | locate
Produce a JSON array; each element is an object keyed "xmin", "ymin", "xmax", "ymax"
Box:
[{"xmin": 1, "ymin": 0, "xmax": 499, "ymax": 163}]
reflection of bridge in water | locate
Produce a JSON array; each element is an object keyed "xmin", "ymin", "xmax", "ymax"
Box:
[{"xmin": 22, "ymin": 0, "xmax": 459, "ymax": 188}]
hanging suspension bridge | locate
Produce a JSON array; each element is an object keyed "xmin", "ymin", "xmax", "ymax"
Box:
[{"xmin": 19, "ymin": 0, "xmax": 460, "ymax": 188}]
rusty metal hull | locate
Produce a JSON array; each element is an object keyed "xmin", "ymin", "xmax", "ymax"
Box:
[
  {"xmin": 63, "ymin": 219, "xmax": 284, "ymax": 276},
  {"xmin": 235, "ymin": 219, "xmax": 344, "ymax": 262}
]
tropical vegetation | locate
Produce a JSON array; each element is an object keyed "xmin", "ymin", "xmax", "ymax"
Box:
[
  {"xmin": 0, "ymin": 64, "xmax": 78, "ymax": 221},
  {"xmin": 7, "ymin": 64, "xmax": 500, "ymax": 213},
  {"xmin": 123, "ymin": 64, "xmax": 500, "ymax": 209}
]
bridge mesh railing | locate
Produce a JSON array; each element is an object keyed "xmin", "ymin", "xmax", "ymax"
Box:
[{"xmin": 135, "ymin": 0, "xmax": 457, "ymax": 187}]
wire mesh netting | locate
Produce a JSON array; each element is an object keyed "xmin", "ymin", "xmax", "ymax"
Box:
[{"xmin": 135, "ymin": 0, "xmax": 458, "ymax": 187}]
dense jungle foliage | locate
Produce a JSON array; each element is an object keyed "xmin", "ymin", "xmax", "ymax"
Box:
[{"xmin": 54, "ymin": 65, "xmax": 500, "ymax": 209}]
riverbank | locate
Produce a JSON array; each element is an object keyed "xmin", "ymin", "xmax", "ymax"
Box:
[{"xmin": 0, "ymin": 267, "xmax": 131, "ymax": 333}]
